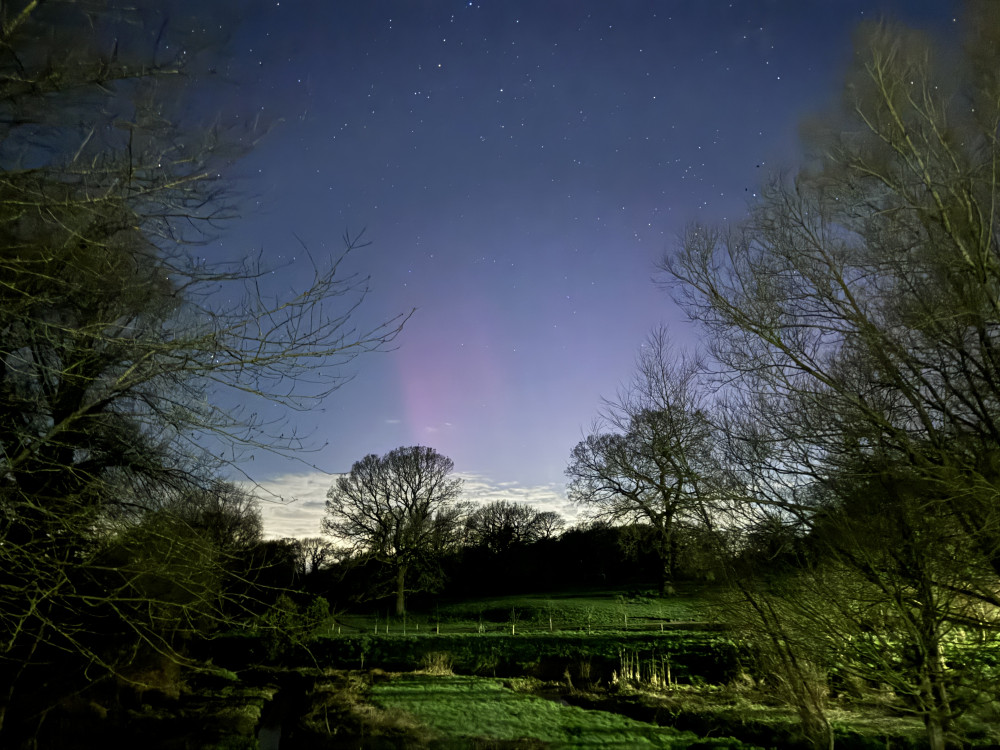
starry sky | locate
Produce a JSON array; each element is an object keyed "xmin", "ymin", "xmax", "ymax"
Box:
[{"xmin": 205, "ymin": 1, "xmax": 958, "ymax": 538}]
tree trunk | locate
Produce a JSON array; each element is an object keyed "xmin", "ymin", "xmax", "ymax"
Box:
[
  {"xmin": 919, "ymin": 644, "xmax": 952, "ymax": 750},
  {"xmin": 912, "ymin": 581, "xmax": 951, "ymax": 750},
  {"xmin": 800, "ymin": 709, "xmax": 833, "ymax": 750},
  {"xmin": 395, "ymin": 564, "xmax": 406, "ymax": 615},
  {"xmin": 924, "ymin": 715, "xmax": 945, "ymax": 750},
  {"xmin": 658, "ymin": 523, "xmax": 675, "ymax": 596}
]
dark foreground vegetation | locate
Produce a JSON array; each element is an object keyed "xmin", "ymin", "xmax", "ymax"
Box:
[
  {"xmin": 24, "ymin": 587, "xmax": 987, "ymax": 749},
  {"xmin": 4, "ymin": 1, "xmax": 1000, "ymax": 748}
]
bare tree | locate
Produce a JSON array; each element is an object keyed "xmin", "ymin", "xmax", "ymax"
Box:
[
  {"xmin": 664, "ymin": 12, "xmax": 1000, "ymax": 748},
  {"xmin": 533, "ymin": 510, "xmax": 566, "ymax": 540},
  {"xmin": 290, "ymin": 536, "xmax": 336, "ymax": 578},
  {"xmin": 0, "ymin": 3, "xmax": 408, "ymax": 742},
  {"xmin": 322, "ymin": 446, "xmax": 464, "ymax": 614},
  {"xmin": 566, "ymin": 326, "xmax": 716, "ymax": 595},
  {"xmin": 464, "ymin": 500, "xmax": 561, "ymax": 553},
  {"xmin": 170, "ymin": 481, "xmax": 264, "ymax": 553}
]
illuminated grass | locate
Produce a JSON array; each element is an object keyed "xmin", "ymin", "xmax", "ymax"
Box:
[
  {"xmin": 437, "ymin": 591, "xmax": 707, "ymax": 629},
  {"xmin": 336, "ymin": 589, "xmax": 713, "ymax": 636},
  {"xmin": 371, "ymin": 673, "xmax": 749, "ymax": 747}
]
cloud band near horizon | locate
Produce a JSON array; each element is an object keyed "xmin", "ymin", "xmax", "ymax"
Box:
[{"xmin": 248, "ymin": 471, "xmax": 579, "ymax": 540}]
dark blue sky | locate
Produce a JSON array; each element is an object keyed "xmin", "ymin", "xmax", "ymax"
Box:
[{"xmin": 203, "ymin": 1, "xmax": 958, "ymax": 536}]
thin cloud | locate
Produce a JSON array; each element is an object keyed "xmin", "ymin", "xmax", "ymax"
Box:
[
  {"xmin": 243, "ymin": 470, "xmax": 339, "ymax": 540},
  {"xmin": 457, "ymin": 473, "xmax": 578, "ymax": 520},
  {"xmin": 248, "ymin": 470, "xmax": 576, "ymax": 540}
]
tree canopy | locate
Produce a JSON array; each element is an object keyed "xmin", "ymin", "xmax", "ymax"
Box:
[
  {"xmin": 323, "ymin": 445, "xmax": 464, "ymax": 614},
  {"xmin": 567, "ymin": 327, "xmax": 716, "ymax": 593},
  {"xmin": 464, "ymin": 499, "xmax": 563, "ymax": 553},
  {"xmin": 663, "ymin": 11, "xmax": 1000, "ymax": 748},
  {"xmin": 0, "ymin": 3, "xmax": 405, "ymax": 743}
]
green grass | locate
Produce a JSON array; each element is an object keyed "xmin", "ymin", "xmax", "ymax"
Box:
[
  {"xmin": 308, "ymin": 589, "xmax": 736, "ymax": 682},
  {"xmin": 438, "ymin": 591, "xmax": 706, "ymax": 628},
  {"xmin": 371, "ymin": 673, "xmax": 750, "ymax": 747},
  {"xmin": 334, "ymin": 589, "xmax": 714, "ymax": 636}
]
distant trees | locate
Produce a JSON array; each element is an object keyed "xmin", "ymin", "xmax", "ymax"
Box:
[
  {"xmin": 438, "ymin": 517, "xmax": 656, "ymax": 598},
  {"xmin": 0, "ymin": 2, "xmax": 405, "ymax": 743},
  {"xmin": 464, "ymin": 499, "xmax": 564, "ymax": 553},
  {"xmin": 533, "ymin": 510, "xmax": 567, "ymax": 540},
  {"xmin": 170, "ymin": 481, "xmax": 264, "ymax": 553},
  {"xmin": 567, "ymin": 327, "xmax": 716, "ymax": 594},
  {"xmin": 290, "ymin": 537, "xmax": 337, "ymax": 579},
  {"xmin": 323, "ymin": 446, "xmax": 465, "ymax": 614},
  {"xmin": 663, "ymin": 11, "xmax": 1000, "ymax": 749}
]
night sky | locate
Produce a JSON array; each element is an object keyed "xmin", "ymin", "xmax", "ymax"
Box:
[{"xmin": 209, "ymin": 1, "xmax": 958, "ymax": 538}]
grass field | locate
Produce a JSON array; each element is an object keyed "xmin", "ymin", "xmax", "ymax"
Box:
[
  {"xmin": 299, "ymin": 588, "xmax": 737, "ymax": 685},
  {"xmin": 332, "ymin": 588, "xmax": 713, "ymax": 636},
  {"xmin": 370, "ymin": 673, "xmax": 752, "ymax": 748},
  {"xmin": 204, "ymin": 584, "xmax": 975, "ymax": 748}
]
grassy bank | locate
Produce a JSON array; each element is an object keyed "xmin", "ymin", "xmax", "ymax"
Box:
[
  {"xmin": 189, "ymin": 587, "xmax": 1000, "ymax": 747},
  {"xmin": 370, "ymin": 672, "xmax": 752, "ymax": 748}
]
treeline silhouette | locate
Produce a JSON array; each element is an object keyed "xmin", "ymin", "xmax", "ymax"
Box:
[{"xmin": 278, "ymin": 519, "xmax": 721, "ymax": 613}]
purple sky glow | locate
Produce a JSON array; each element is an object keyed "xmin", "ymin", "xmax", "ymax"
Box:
[{"xmin": 203, "ymin": 1, "xmax": 958, "ymax": 538}]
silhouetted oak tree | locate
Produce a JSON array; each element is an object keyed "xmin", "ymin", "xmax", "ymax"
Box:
[{"xmin": 323, "ymin": 446, "xmax": 464, "ymax": 614}]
